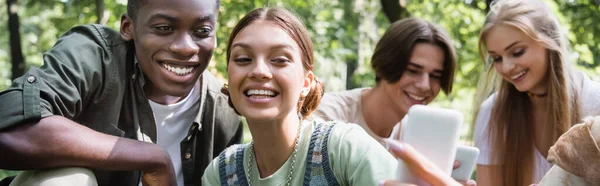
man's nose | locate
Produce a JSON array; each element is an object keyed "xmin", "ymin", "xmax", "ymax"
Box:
[
  {"xmin": 169, "ymin": 33, "xmax": 199, "ymax": 58},
  {"xmin": 415, "ymin": 74, "xmax": 431, "ymax": 91}
]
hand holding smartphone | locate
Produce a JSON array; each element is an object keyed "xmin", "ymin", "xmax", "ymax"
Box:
[
  {"xmin": 451, "ymin": 145, "xmax": 479, "ymax": 182},
  {"xmin": 396, "ymin": 105, "xmax": 462, "ymax": 185}
]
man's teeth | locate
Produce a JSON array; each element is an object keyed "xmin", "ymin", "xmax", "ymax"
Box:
[
  {"xmin": 407, "ymin": 93, "xmax": 425, "ymax": 101},
  {"xmin": 163, "ymin": 63, "xmax": 194, "ymax": 75},
  {"xmin": 511, "ymin": 70, "xmax": 527, "ymax": 80},
  {"xmin": 246, "ymin": 89, "xmax": 275, "ymax": 96}
]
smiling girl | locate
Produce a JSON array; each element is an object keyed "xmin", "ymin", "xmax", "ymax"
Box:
[
  {"xmin": 201, "ymin": 7, "xmax": 397, "ymax": 185},
  {"xmin": 473, "ymin": 0, "xmax": 600, "ymax": 185}
]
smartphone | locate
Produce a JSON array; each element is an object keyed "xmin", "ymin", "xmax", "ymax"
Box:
[
  {"xmin": 396, "ymin": 105, "xmax": 462, "ymax": 186},
  {"xmin": 451, "ymin": 145, "xmax": 479, "ymax": 181}
]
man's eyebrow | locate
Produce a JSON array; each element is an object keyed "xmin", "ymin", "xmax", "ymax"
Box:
[
  {"xmin": 408, "ymin": 62, "xmax": 423, "ymax": 69},
  {"xmin": 195, "ymin": 14, "xmax": 216, "ymax": 23},
  {"xmin": 147, "ymin": 13, "xmax": 177, "ymax": 22},
  {"xmin": 147, "ymin": 14, "xmax": 216, "ymax": 24},
  {"xmin": 408, "ymin": 62, "xmax": 443, "ymax": 74}
]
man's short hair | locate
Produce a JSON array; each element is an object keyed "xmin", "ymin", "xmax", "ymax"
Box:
[
  {"xmin": 371, "ymin": 18, "xmax": 457, "ymax": 94},
  {"xmin": 127, "ymin": 0, "xmax": 220, "ymax": 20}
]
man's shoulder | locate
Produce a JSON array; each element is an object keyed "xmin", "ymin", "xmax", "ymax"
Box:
[
  {"xmin": 322, "ymin": 88, "xmax": 366, "ymax": 104},
  {"xmin": 56, "ymin": 24, "xmax": 127, "ymax": 48},
  {"xmin": 202, "ymin": 71, "xmax": 226, "ymax": 97}
]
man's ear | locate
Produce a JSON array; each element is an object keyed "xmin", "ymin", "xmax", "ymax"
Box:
[{"xmin": 120, "ymin": 14, "xmax": 134, "ymax": 41}]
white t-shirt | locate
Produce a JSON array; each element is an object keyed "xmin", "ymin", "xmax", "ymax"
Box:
[
  {"xmin": 143, "ymin": 81, "xmax": 202, "ymax": 186},
  {"xmin": 309, "ymin": 88, "xmax": 402, "ymax": 143},
  {"xmin": 474, "ymin": 73, "xmax": 600, "ymax": 182}
]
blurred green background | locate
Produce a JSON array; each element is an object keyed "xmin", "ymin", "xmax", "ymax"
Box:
[{"xmin": 1, "ymin": 0, "xmax": 599, "ymax": 180}]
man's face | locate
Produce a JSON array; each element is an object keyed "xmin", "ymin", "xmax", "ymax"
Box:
[{"xmin": 122, "ymin": 0, "xmax": 217, "ymax": 104}]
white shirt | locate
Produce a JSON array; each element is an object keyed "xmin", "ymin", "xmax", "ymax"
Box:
[
  {"xmin": 143, "ymin": 81, "xmax": 202, "ymax": 186},
  {"xmin": 309, "ymin": 88, "xmax": 402, "ymax": 143},
  {"xmin": 474, "ymin": 73, "xmax": 600, "ymax": 182}
]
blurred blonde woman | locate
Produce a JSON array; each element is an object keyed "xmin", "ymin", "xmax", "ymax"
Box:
[{"xmin": 473, "ymin": 0, "xmax": 600, "ymax": 185}]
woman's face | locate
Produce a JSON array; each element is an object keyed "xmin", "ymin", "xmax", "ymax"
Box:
[
  {"xmin": 227, "ymin": 21, "xmax": 313, "ymax": 121},
  {"xmin": 485, "ymin": 24, "xmax": 549, "ymax": 94},
  {"xmin": 380, "ymin": 43, "xmax": 445, "ymax": 117}
]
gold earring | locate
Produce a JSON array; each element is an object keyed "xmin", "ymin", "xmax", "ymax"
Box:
[{"xmin": 221, "ymin": 83, "xmax": 229, "ymax": 95}]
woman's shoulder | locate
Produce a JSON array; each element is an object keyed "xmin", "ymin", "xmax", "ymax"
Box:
[
  {"xmin": 309, "ymin": 119, "xmax": 365, "ymax": 136},
  {"xmin": 308, "ymin": 119, "xmax": 383, "ymax": 153},
  {"xmin": 202, "ymin": 143, "xmax": 249, "ymax": 185},
  {"xmin": 580, "ymin": 74, "xmax": 600, "ymax": 116},
  {"xmin": 480, "ymin": 93, "xmax": 497, "ymax": 111}
]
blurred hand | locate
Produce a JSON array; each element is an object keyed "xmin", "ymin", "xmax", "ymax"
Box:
[
  {"xmin": 141, "ymin": 167, "xmax": 177, "ymax": 186},
  {"xmin": 381, "ymin": 139, "xmax": 475, "ymax": 186},
  {"xmin": 141, "ymin": 153, "xmax": 177, "ymax": 186},
  {"xmin": 453, "ymin": 160, "xmax": 461, "ymax": 170}
]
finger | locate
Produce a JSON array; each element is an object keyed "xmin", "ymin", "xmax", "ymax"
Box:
[
  {"xmin": 453, "ymin": 160, "xmax": 461, "ymax": 170},
  {"xmin": 378, "ymin": 180, "xmax": 418, "ymax": 186},
  {"xmin": 459, "ymin": 180, "xmax": 476, "ymax": 186},
  {"xmin": 385, "ymin": 139, "xmax": 453, "ymax": 186}
]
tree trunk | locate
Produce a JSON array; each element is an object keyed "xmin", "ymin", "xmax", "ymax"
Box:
[
  {"xmin": 485, "ymin": 0, "xmax": 493, "ymax": 12},
  {"xmin": 96, "ymin": 0, "xmax": 105, "ymax": 24},
  {"xmin": 380, "ymin": 0, "xmax": 409, "ymax": 22},
  {"xmin": 346, "ymin": 59, "xmax": 358, "ymax": 90},
  {"xmin": 7, "ymin": 0, "xmax": 25, "ymax": 80}
]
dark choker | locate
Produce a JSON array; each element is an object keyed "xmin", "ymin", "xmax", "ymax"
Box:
[{"xmin": 527, "ymin": 92, "xmax": 547, "ymax": 98}]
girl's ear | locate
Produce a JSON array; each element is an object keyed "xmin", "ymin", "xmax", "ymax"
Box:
[{"xmin": 301, "ymin": 71, "xmax": 314, "ymax": 97}]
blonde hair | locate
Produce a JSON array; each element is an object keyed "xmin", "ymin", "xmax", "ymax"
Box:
[{"xmin": 473, "ymin": 0, "xmax": 581, "ymax": 185}]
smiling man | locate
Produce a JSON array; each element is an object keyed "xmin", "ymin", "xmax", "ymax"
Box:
[
  {"xmin": 0, "ymin": 0, "xmax": 242, "ymax": 186},
  {"xmin": 309, "ymin": 18, "xmax": 456, "ymax": 143}
]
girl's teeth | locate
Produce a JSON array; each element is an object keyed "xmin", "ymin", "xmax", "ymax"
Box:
[
  {"xmin": 163, "ymin": 63, "xmax": 194, "ymax": 76},
  {"xmin": 511, "ymin": 70, "xmax": 526, "ymax": 80},
  {"xmin": 246, "ymin": 89, "xmax": 275, "ymax": 96}
]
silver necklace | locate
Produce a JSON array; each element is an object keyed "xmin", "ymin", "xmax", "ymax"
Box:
[{"xmin": 246, "ymin": 121, "xmax": 303, "ymax": 186}]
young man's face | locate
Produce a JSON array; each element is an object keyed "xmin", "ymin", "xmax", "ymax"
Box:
[{"xmin": 121, "ymin": 0, "xmax": 218, "ymax": 104}]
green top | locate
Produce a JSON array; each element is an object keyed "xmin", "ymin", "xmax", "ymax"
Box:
[
  {"xmin": 202, "ymin": 120, "xmax": 398, "ymax": 185},
  {"xmin": 0, "ymin": 24, "xmax": 243, "ymax": 186}
]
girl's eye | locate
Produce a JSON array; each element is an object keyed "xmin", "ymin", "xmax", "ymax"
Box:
[
  {"xmin": 272, "ymin": 58, "xmax": 291, "ymax": 63},
  {"xmin": 233, "ymin": 57, "xmax": 252, "ymax": 63},
  {"xmin": 491, "ymin": 55, "xmax": 502, "ymax": 63},
  {"xmin": 513, "ymin": 48, "xmax": 525, "ymax": 57}
]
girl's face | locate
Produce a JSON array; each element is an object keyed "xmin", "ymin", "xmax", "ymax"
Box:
[
  {"xmin": 485, "ymin": 24, "xmax": 549, "ymax": 94},
  {"xmin": 227, "ymin": 21, "xmax": 313, "ymax": 121},
  {"xmin": 380, "ymin": 43, "xmax": 445, "ymax": 116}
]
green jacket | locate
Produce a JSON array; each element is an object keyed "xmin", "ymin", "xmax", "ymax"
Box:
[{"xmin": 0, "ymin": 24, "xmax": 243, "ymax": 186}]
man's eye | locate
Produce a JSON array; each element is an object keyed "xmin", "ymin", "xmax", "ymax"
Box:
[
  {"xmin": 430, "ymin": 74, "xmax": 442, "ymax": 79},
  {"xmin": 194, "ymin": 27, "xmax": 212, "ymax": 37},
  {"xmin": 406, "ymin": 69, "xmax": 419, "ymax": 74},
  {"xmin": 154, "ymin": 26, "xmax": 173, "ymax": 32}
]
